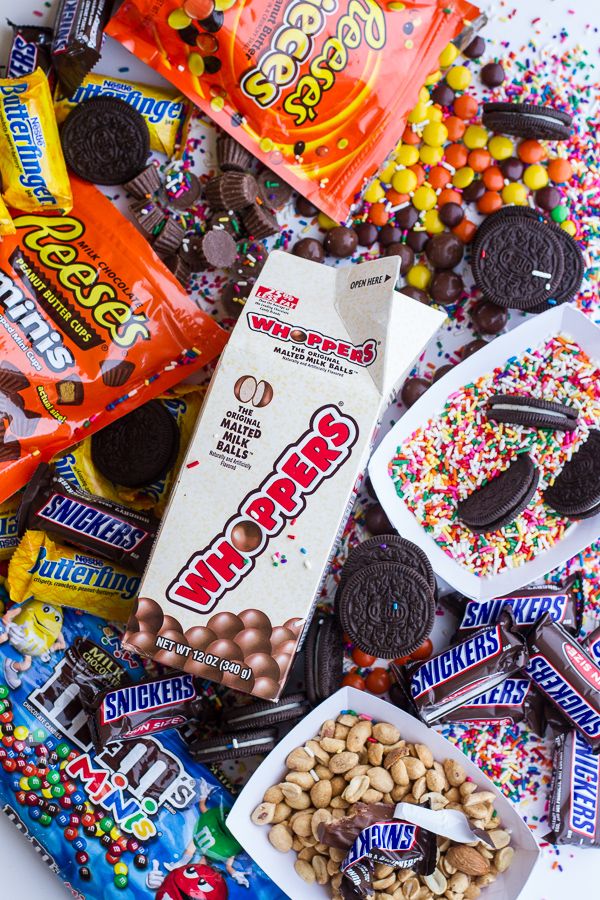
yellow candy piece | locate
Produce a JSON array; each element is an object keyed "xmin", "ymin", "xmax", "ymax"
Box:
[
  {"xmin": 110, "ymin": 827, "xmax": 121, "ymax": 841},
  {"xmin": 423, "ymin": 209, "xmax": 444, "ymax": 234},
  {"xmin": 523, "ymin": 164, "xmax": 549, "ymax": 190},
  {"xmin": 425, "ymin": 69, "xmax": 442, "ymax": 85},
  {"xmin": 215, "ymin": 0, "xmax": 237, "ymax": 8},
  {"xmin": 439, "ymin": 43, "xmax": 459, "ymax": 68},
  {"xmin": 418, "ymin": 86, "xmax": 430, "ymax": 103},
  {"xmin": 363, "ymin": 180, "xmax": 385, "ymax": 203},
  {"xmin": 419, "ymin": 144, "xmax": 443, "ymax": 166},
  {"xmin": 14, "ymin": 726, "xmax": 28, "ymax": 741},
  {"xmin": 19, "ymin": 777, "xmax": 30, "ymax": 790},
  {"xmin": 210, "ymin": 96, "xmax": 225, "ymax": 112},
  {"xmin": 167, "ymin": 8, "xmax": 192, "ymax": 27},
  {"xmin": 428, "ymin": 106, "xmax": 443, "ymax": 123},
  {"xmin": 407, "ymin": 264, "xmax": 432, "ymax": 289},
  {"xmin": 422, "ymin": 122, "xmax": 448, "ymax": 147},
  {"xmin": 379, "ymin": 161, "xmax": 397, "ymax": 184},
  {"xmin": 408, "ymin": 102, "xmax": 429, "ymax": 124},
  {"xmin": 395, "ymin": 145, "xmax": 419, "ymax": 167},
  {"xmin": 259, "ymin": 137, "xmax": 274, "ymax": 153},
  {"xmin": 452, "ymin": 166, "xmax": 475, "ymax": 189},
  {"xmin": 561, "ymin": 219, "xmax": 577, "ymax": 236},
  {"xmin": 463, "ymin": 125, "xmax": 488, "ymax": 149},
  {"xmin": 318, "ymin": 212, "xmax": 338, "ymax": 230},
  {"xmin": 501, "ymin": 182, "xmax": 528, "ymax": 205},
  {"xmin": 488, "ymin": 135, "xmax": 514, "ymax": 160},
  {"xmin": 412, "ymin": 185, "xmax": 437, "ymax": 210},
  {"xmin": 392, "ymin": 168, "xmax": 418, "ymax": 194},
  {"xmin": 42, "ymin": 788, "xmax": 53, "ymax": 799},
  {"xmin": 114, "ymin": 862, "xmax": 129, "ymax": 876},
  {"xmin": 337, "ymin": 138, "xmax": 349, "ymax": 150},
  {"xmin": 188, "ymin": 52, "xmax": 205, "ymax": 76},
  {"xmin": 446, "ymin": 65, "xmax": 472, "ymax": 91}
]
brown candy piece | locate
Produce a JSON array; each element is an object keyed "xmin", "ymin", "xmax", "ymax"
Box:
[
  {"xmin": 270, "ymin": 626, "xmax": 294, "ymax": 647},
  {"xmin": 239, "ymin": 608, "xmax": 272, "ymax": 634},
  {"xmin": 230, "ymin": 520, "xmax": 263, "ymax": 552},
  {"xmin": 206, "ymin": 638, "xmax": 245, "ymax": 661},
  {"xmin": 131, "ymin": 596, "xmax": 164, "ymax": 633},
  {"xmin": 471, "ymin": 299, "xmax": 508, "ymax": 335},
  {"xmin": 401, "ymin": 377, "xmax": 430, "ymax": 407},
  {"xmin": 252, "ymin": 676, "xmax": 281, "ymax": 699},
  {"xmin": 365, "ymin": 503, "xmax": 394, "ymax": 535},
  {"xmin": 153, "ymin": 629, "xmax": 189, "ymax": 667},
  {"xmin": 324, "ymin": 226, "xmax": 358, "ymax": 258},
  {"xmin": 245, "ymin": 652, "xmax": 280, "ymax": 681},
  {"xmin": 292, "ymin": 237, "xmax": 324, "ymax": 263},
  {"xmin": 283, "ymin": 617, "xmax": 303, "ymax": 636},
  {"xmin": 185, "ymin": 626, "xmax": 217, "ymax": 650},
  {"xmin": 207, "ymin": 611, "xmax": 244, "ymax": 639},
  {"xmin": 234, "ymin": 627, "xmax": 272, "ymax": 656}
]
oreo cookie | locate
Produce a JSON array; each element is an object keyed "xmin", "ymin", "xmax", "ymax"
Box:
[
  {"xmin": 472, "ymin": 209, "xmax": 565, "ymax": 310},
  {"xmin": 91, "ymin": 400, "xmax": 180, "ymax": 488},
  {"xmin": 544, "ymin": 431, "xmax": 600, "ymax": 518},
  {"xmin": 303, "ymin": 611, "xmax": 344, "ymax": 705},
  {"xmin": 60, "ymin": 97, "xmax": 150, "ymax": 185},
  {"xmin": 457, "ymin": 453, "xmax": 539, "ymax": 533},
  {"xmin": 338, "ymin": 562, "xmax": 435, "ymax": 660},
  {"xmin": 188, "ymin": 728, "xmax": 278, "ymax": 763},
  {"xmin": 337, "ymin": 534, "xmax": 436, "ymax": 606},
  {"xmin": 486, "ymin": 394, "xmax": 579, "ymax": 431},
  {"xmin": 222, "ymin": 693, "xmax": 310, "ymax": 732},
  {"xmin": 528, "ymin": 224, "xmax": 585, "ymax": 311},
  {"xmin": 482, "ymin": 102, "xmax": 572, "ymax": 140}
]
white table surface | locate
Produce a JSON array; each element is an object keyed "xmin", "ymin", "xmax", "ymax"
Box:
[{"xmin": 0, "ymin": 0, "xmax": 599, "ymax": 897}]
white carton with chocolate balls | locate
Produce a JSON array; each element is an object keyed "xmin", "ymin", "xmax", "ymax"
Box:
[{"xmin": 126, "ymin": 251, "xmax": 444, "ymax": 700}]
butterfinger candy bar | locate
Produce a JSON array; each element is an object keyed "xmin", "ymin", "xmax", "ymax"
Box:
[
  {"xmin": 0, "ymin": 196, "xmax": 15, "ymax": 236},
  {"xmin": 8, "ymin": 529, "xmax": 140, "ymax": 622},
  {"xmin": 18, "ymin": 463, "xmax": 158, "ymax": 572},
  {"xmin": 51, "ymin": 0, "xmax": 113, "ymax": 95},
  {"xmin": 527, "ymin": 615, "xmax": 600, "ymax": 751},
  {"xmin": 546, "ymin": 730, "xmax": 600, "ymax": 846},
  {"xmin": 54, "ymin": 73, "xmax": 188, "ymax": 155},
  {"xmin": 340, "ymin": 820, "xmax": 436, "ymax": 899},
  {"xmin": 7, "ymin": 22, "xmax": 54, "ymax": 80},
  {"xmin": 0, "ymin": 68, "xmax": 72, "ymax": 214},
  {"xmin": 456, "ymin": 577, "xmax": 582, "ymax": 635},
  {"xmin": 584, "ymin": 626, "xmax": 600, "ymax": 665},
  {"xmin": 403, "ymin": 615, "xmax": 529, "ymax": 725},
  {"xmin": 107, "ymin": 0, "xmax": 479, "ymax": 222},
  {"xmin": 91, "ymin": 671, "xmax": 207, "ymax": 747},
  {"xmin": 439, "ymin": 676, "xmax": 545, "ymax": 735}
]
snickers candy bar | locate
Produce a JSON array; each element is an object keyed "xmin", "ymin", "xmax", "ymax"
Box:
[
  {"xmin": 19, "ymin": 463, "xmax": 158, "ymax": 573},
  {"xmin": 527, "ymin": 615, "xmax": 600, "ymax": 751},
  {"xmin": 401, "ymin": 614, "xmax": 528, "ymax": 725},
  {"xmin": 546, "ymin": 730, "xmax": 600, "ymax": 846},
  {"xmin": 91, "ymin": 671, "xmax": 206, "ymax": 748},
  {"xmin": 456, "ymin": 577, "xmax": 582, "ymax": 635},
  {"xmin": 584, "ymin": 626, "xmax": 600, "ymax": 665},
  {"xmin": 439, "ymin": 676, "xmax": 545, "ymax": 735},
  {"xmin": 7, "ymin": 21, "xmax": 53, "ymax": 79},
  {"xmin": 51, "ymin": 0, "xmax": 114, "ymax": 94}
]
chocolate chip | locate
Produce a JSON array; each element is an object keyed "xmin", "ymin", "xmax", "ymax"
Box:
[
  {"xmin": 292, "ymin": 237, "xmax": 325, "ymax": 262},
  {"xmin": 439, "ymin": 202, "xmax": 464, "ymax": 228},
  {"xmin": 463, "ymin": 35, "xmax": 485, "ymax": 59},
  {"xmin": 401, "ymin": 377, "xmax": 430, "ymax": 407},
  {"xmin": 430, "ymin": 270, "xmax": 464, "ymax": 305},
  {"xmin": 470, "ymin": 299, "xmax": 508, "ymax": 334},
  {"xmin": 481, "ymin": 62, "xmax": 505, "ymax": 87},
  {"xmin": 230, "ymin": 520, "xmax": 262, "ymax": 552},
  {"xmin": 355, "ymin": 222, "xmax": 378, "ymax": 247},
  {"xmin": 385, "ymin": 242, "xmax": 414, "ymax": 275},
  {"xmin": 324, "ymin": 225, "xmax": 358, "ymax": 258},
  {"xmin": 425, "ymin": 233, "xmax": 464, "ymax": 269}
]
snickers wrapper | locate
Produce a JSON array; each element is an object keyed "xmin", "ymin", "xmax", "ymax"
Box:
[
  {"xmin": 7, "ymin": 21, "xmax": 53, "ymax": 80},
  {"xmin": 584, "ymin": 625, "xmax": 600, "ymax": 666},
  {"xmin": 91, "ymin": 671, "xmax": 208, "ymax": 748},
  {"xmin": 19, "ymin": 463, "xmax": 158, "ymax": 573},
  {"xmin": 403, "ymin": 614, "xmax": 529, "ymax": 725},
  {"xmin": 527, "ymin": 615, "xmax": 600, "ymax": 752},
  {"xmin": 340, "ymin": 819, "xmax": 436, "ymax": 900},
  {"xmin": 439, "ymin": 676, "xmax": 545, "ymax": 735},
  {"xmin": 456, "ymin": 577, "xmax": 582, "ymax": 636},
  {"xmin": 546, "ymin": 730, "xmax": 600, "ymax": 846}
]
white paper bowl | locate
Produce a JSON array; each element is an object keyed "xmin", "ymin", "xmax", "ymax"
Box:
[
  {"xmin": 369, "ymin": 305, "xmax": 600, "ymax": 602},
  {"xmin": 227, "ymin": 687, "xmax": 539, "ymax": 899}
]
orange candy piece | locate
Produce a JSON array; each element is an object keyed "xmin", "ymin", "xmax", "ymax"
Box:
[
  {"xmin": 482, "ymin": 165, "xmax": 504, "ymax": 191},
  {"xmin": 518, "ymin": 139, "xmax": 546, "ymax": 164},
  {"xmin": 452, "ymin": 217, "xmax": 477, "ymax": 242},
  {"xmin": 428, "ymin": 166, "xmax": 451, "ymax": 189},
  {"xmin": 548, "ymin": 157, "xmax": 573, "ymax": 183},
  {"xmin": 444, "ymin": 115, "xmax": 466, "ymax": 141},
  {"xmin": 445, "ymin": 143, "xmax": 468, "ymax": 168},
  {"xmin": 454, "ymin": 94, "xmax": 478, "ymax": 120},
  {"xmin": 386, "ymin": 189, "xmax": 409, "ymax": 205},
  {"xmin": 184, "ymin": 0, "xmax": 215, "ymax": 17},
  {"xmin": 437, "ymin": 188, "xmax": 462, "ymax": 206},
  {"xmin": 368, "ymin": 201, "xmax": 389, "ymax": 226},
  {"xmin": 402, "ymin": 126, "xmax": 421, "ymax": 145},
  {"xmin": 478, "ymin": 190, "xmax": 503, "ymax": 214},
  {"xmin": 411, "ymin": 164, "xmax": 426, "ymax": 186},
  {"xmin": 468, "ymin": 148, "xmax": 491, "ymax": 172}
]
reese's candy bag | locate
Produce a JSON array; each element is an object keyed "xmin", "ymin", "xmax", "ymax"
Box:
[
  {"xmin": 0, "ymin": 68, "xmax": 72, "ymax": 214},
  {"xmin": 0, "ymin": 177, "xmax": 227, "ymax": 503},
  {"xmin": 107, "ymin": 0, "xmax": 479, "ymax": 221}
]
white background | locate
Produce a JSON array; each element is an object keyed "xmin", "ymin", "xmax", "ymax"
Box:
[{"xmin": 0, "ymin": 0, "xmax": 599, "ymax": 897}]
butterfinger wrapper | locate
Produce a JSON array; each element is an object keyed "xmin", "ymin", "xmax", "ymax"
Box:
[
  {"xmin": 0, "ymin": 67, "xmax": 72, "ymax": 213},
  {"xmin": 0, "ymin": 196, "xmax": 15, "ymax": 236},
  {"xmin": 8, "ymin": 529, "xmax": 140, "ymax": 622},
  {"xmin": 54, "ymin": 72, "xmax": 188, "ymax": 155}
]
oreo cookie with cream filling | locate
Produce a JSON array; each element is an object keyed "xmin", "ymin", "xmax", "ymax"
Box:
[
  {"xmin": 304, "ymin": 612, "xmax": 344, "ymax": 704},
  {"xmin": 486, "ymin": 394, "xmax": 579, "ymax": 431},
  {"xmin": 222, "ymin": 692, "xmax": 310, "ymax": 733},
  {"xmin": 188, "ymin": 728, "xmax": 278, "ymax": 763},
  {"xmin": 482, "ymin": 102, "xmax": 573, "ymax": 140}
]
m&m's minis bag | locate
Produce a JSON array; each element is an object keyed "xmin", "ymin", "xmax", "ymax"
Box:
[
  {"xmin": 0, "ymin": 177, "xmax": 227, "ymax": 503},
  {"xmin": 0, "ymin": 603, "xmax": 283, "ymax": 899},
  {"xmin": 107, "ymin": 0, "xmax": 479, "ymax": 221}
]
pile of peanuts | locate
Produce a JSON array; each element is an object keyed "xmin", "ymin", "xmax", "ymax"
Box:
[{"xmin": 251, "ymin": 711, "xmax": 514, "ymax": 899}]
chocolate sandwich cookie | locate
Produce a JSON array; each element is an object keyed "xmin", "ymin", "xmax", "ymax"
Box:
[
  {"xmin": 486, "ymin": 394, "xmax": 579, "ymax": 431},
  {"xmin": 189, "ymin": 728, "xmax": 278, "ymax": 763},
  {"xmin": 303, "ymin": 612, "xmax": 344, "ymax": 704},
  {"xmin": 339, "ymin": 562, "xmax": 435, "ymax": 660},
  {"xmin": 60, "ymin": 97, "xmax": 150, "ymax": 185},
  {"xmin": 471, "ymin": 208, "xmax": 565, "ymax": 310},
  {"xmin": 338, "ymin": 534, "xmax": 436, "ymax": 597},
  {"xmin": 546, "ymin": 730, "xmax": 600, "ymax": 846},
  {"xmin": 91, "ymin": 400, "xmax": 180, "ymax": 488},
  {"xmin": 222, "ymin": 693, "xmax": 310, "ymax": 733},
  {"xmin": 457, "ymin": 453, "xmax": 539, "ymax": 533},
  {"xmin": 482, "ymin": 102, "xmax": 573, "ymax": 141},
  {"xmin": 544, "ymin": 430, "xmax": 600, "ymax": 518}
]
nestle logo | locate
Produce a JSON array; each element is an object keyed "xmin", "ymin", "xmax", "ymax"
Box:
[{"xmin": 255, "ymin": 285, "xmax": 299, "ymax": 309}]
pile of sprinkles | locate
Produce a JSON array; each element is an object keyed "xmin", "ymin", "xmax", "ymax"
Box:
[{"xmin": 388, "ymin": 335, "xmax": 600, "ymax": 576}]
